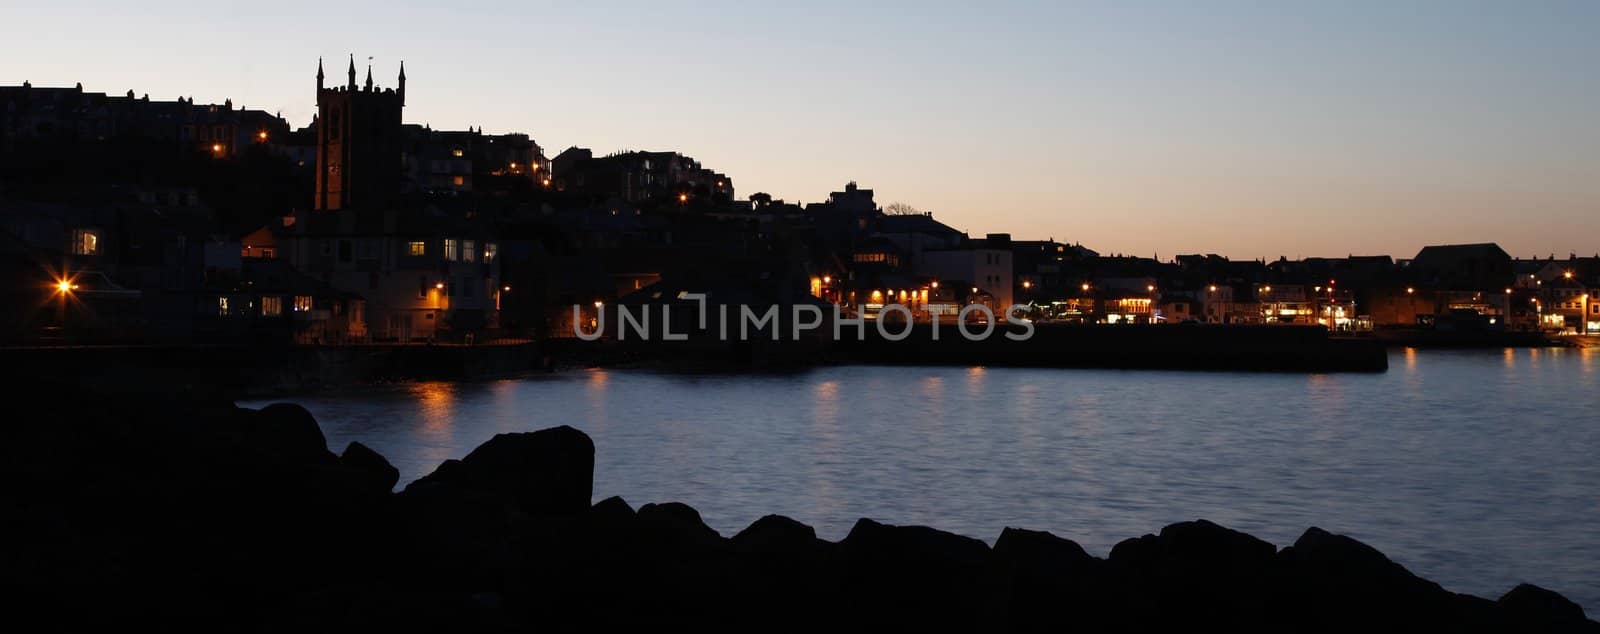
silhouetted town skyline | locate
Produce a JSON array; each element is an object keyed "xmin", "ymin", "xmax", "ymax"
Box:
[{"xmin": 3, "ymin": 62, "xmax": 1598, "ymax": 347}]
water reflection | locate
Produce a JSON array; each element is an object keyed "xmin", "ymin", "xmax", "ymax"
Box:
[{"xmin": 411, "ymin": 382, "xmax": 458, "ymax": 469}]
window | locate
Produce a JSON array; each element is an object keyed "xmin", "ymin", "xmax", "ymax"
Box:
[
  {"xmin": 451, "ymin": 147, "xmax": 464, "ymax": 158},
  {"xmin": 443, "ymin": 239, "xmax": 459, "ymax": 262},
  {"xmin": 463, "ymin": 240, "xmax": 477, "ymax": 263},
  {"xmin": 259, "ymin": 247, "xmax": 277, "ymax": 259},
  {"xmin": 261, "ymin": 296, "xmax": 283, "ymax": 317},
  {"xmin": 452, "ymin": 175, "xmax": 465, "ymax": 187},
  {"xmin": 484, "ymin": 243, "xmax": 497, "ymax": 263},
  {"xmin": 338, "ymin": 240, "xmax": 352, "ymax": 263},
  {"xmin": 408, "ymin": 241, "xmax": 426, "ymax": 256},
  {"xmin": 418, "ymin": 275, "xmax": 428, "ymax": 299},
  {"xmin": 217, "ymin": 297, "xmax": 230, "ymax": 316},
  {"xmin": 357, "ymin": 239, "xmax": 376, "ymax": 260},
  {"xmin": 293, "ymin": 296, "xmax": 313, "ymax": 312},
  {"xmin": 71, "ymin": 229, "xmax": 100, "ymax": 255}
]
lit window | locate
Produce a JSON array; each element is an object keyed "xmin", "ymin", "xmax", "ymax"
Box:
[
  {"xmin": 452, "ymin": 175, "xmax": 465, "ymax": 187},
  {"xmin": 444, "ymin": 239, "xmax": 459, "ymax": 262},
  {"xmin": 463, "ymin": 240, "xmax": 477, "ymax": 263},
  {"xmin": 451, "ymin": 147, "xmax": 464, "ymax": 158},
  {"xmin": 293, "ymin": 296, "xmax": 313, "ymax": 312},
  {"xmin": 408, "ymin": 241, "xmax": 426, "ymax": 256},
  {"xmin": 72, "ymin": 229, "xmax": 100, "ymax": 255},
  {"xmin": 217, "ymin": 297, "xmax": 230, "ymax": 316},
  {"xmin": 261, "ymin": 296, "xmax": 283, "ymax": 316},
  {"xmin": 484, "ymin": 242, "xmax": 497, "ymax": 263}
]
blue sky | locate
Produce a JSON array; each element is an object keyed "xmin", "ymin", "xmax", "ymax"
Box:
[{"xmin": 5, "ymin": 1, "xmax": 1597, "ymax": 259}]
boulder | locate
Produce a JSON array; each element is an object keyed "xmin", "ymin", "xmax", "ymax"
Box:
[
  {"xmin": 407, "ymin": 426, "xmax": 593, "ymax": 516},
  {"xmin": 637, "ymin": 502, "xmax": 724, "ymax": 552},
  {"xmin": 339, "ymin": 441, "xmax": 399, "ymax": 493},
  {"xmin": 992, "ymin": 527, "xmax": 1106, "ymax": 629},
  {"xmin": 1105, "ymin": 520, "xmax": 1277, "ymax": 629},
  {"xmin": 838, "ymin": 518, "xmax": 992, "ymax": 628},
  {"xmin": 247, "ymin": 403, "xmax": 336, "ymax": 465},
  {"xmin": 1274, "ymin": 526, "xmax": 1463, "ymax": 630},
  {"xmin": 1499, "ymin": 583, "xmax": 1595, "ymax": 632},
  {"xmin": 732, "ymin": 514, "xmax": 819, "ymax": 556}
]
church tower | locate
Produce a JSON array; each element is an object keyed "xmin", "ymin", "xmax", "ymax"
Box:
[{"xmin": 314, "ymin": 55, "xmax": 405, "ymax": 212}]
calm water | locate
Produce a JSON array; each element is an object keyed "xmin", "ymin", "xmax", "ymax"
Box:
[{"xmin": 245, "ymin": 348, "xmax": 1600, "ymax": 611}]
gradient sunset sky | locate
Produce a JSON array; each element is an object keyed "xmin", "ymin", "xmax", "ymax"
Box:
[{"xmin": 5, "ymin": 1, "xmax": 1597, "ymax": 260}]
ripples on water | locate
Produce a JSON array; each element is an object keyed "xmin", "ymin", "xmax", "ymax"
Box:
[{"xmin": 245, "ymin": 348, "xmax": 1600, "ymax": 611}]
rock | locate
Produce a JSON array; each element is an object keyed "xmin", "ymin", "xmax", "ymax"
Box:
[
  {"xmin": 637, "ymin": 502, "xmax": 724, "ymax": 552},
  {"xmin": 1499, "ymin": 583, "xmax": 1594, "ymax": 632},
  {"xmin": 248, "ymin": 403, "xmax": 336, "ymax": 465},
  {"xmin": 339, "ymin": 441, "xmax": 399, "ymax": 493},
  {"xmin": 1106, "ymin": 520, "xmax": 1278, "ymax": 629},
  {"xmin": 838, "ymin": 518, "xmax": 992, "ymax": 628},
  {"xmin": 1274, "ymin": 526, "xmax": 1464, "ymax": 630},
  {"xmin": 732, "ymin": 514, "xmax": 818, "ymax": 555},
  {"xmin": 407, "ymin": 426, "xmax": 593, "ymax": 516},
  {"xmin": 994, "ymin": 526, "xmax": 1094, "ymax": 568},
  {"xmin": 589, "ymin": 495, "xmax": 636, "ymax": 530},
  {"xmin": 992, "ymin": 527, "xmax": 1106, "ymax": 629}
]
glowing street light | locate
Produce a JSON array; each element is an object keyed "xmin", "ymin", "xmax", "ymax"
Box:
[
  {"xmin": 1407, "ymin": 287, "xmax": 1415, "ymax": 294},
  {"xmin": 1081, "ymin": 283, "xmax": 1090, "ymax": 292},
  {"xmin": 1022, "ymin": 280, "xmax": 1032, "ymax": 289}
]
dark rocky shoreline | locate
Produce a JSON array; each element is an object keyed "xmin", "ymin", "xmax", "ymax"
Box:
[{"xmin": 3, "ymin": 382, "xmax": 1594, "ymax": 632}]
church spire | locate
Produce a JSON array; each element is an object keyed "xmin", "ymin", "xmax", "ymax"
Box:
[
  {"xmin": 316, "ymin": 57, "xmax": 325, "ymax": 91},
  {"xmin": 397, "ymin": 61, "xmax": 406, "ymax": 107},
  {"xmin": 364, "ymin": 62, "xmax": 374, "ymax": 92},
  {"xmin": 346, "ymin": 54, "xmax": 357, "ymax": 89}
]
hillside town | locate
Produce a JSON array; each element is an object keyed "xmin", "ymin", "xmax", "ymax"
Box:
[{"xmin": 3, "ymin": 60, "xmax": 1597, "ymax": 347}]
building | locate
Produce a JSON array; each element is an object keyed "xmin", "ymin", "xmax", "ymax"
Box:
[
  {"xmin": 313, "ymin": 56, "xmax": 405, "ymax": 211},
  {"xmin": 1, "ymin": 82, "xmax": 291, "ymax": 157},
  {"xmin": 552, "ymin": 148, "xmax": 732, "ymax": 205},
  {"xmin": 277, "ymin": 58, "xmax": 503, "ymax": 340},
  {"xmin": 402, "ymin": 125, "xmax": 550, "ymax": 194}
]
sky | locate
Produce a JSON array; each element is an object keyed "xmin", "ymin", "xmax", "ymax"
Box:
[{"xmin": 4, "ymin": 0, "xmax": 1598, "ymax": 260}]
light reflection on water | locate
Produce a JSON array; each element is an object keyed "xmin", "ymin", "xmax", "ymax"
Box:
[{"xmin": 245, "ymin": 348, "xmax": 1600, "ymax": 611}]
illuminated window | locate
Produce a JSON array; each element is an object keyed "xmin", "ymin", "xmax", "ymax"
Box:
[
  {"xmin": 484, "ymin": 242, "xmax": 497, "ymax": 263},
  {"xmin": 293, "ymin": 296, "xmax": 313, "ymax": 312},
  {"xmin": 463, "ymin": 240, "xmax": 477, "ymax": 263},
  {"xmin": 407, "ymin": 241, "xmax": 426, "ymax": 256},
  {"xmin": 443, "ymin": 239, "xmax": 460, "ymax": 262},
  {"xmin": 261, "ymin": 296, "xmax": 283, "ymax": 317},
  {"xmin": 451, "ymin": 147, "xmax": 464, "ymax": 158},
  {"xmin": 71, "ymin": 229, "xmax": 100, "ymax": 255},
  {"xmin": 217, "ymin": 297, "xmax": 230, "ymax": 316},
  {"xmin": 452, "ymin": 175, "xmax": 465, "ymax": 187}
]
